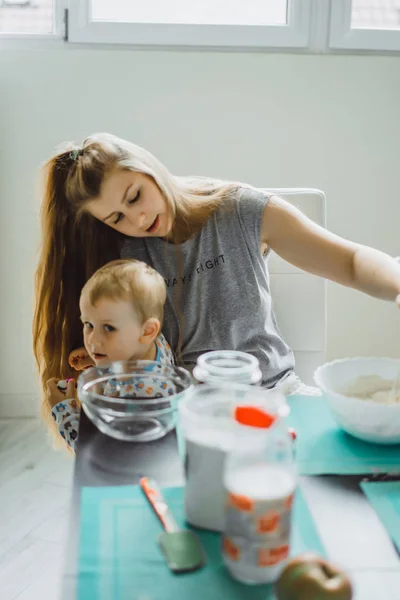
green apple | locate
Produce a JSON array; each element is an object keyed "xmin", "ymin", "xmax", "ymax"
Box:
[{"xmin": 275, "ymin": 553, "xmax": 353, "ymax": 600}]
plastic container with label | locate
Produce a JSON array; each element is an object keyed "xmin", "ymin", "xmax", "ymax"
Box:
[
  {"xmin": 179, "ymin": 383, "xmax": 289, "ymax": 532},
  {"xmin": 222, "ymin": 405, "xmax": 296, "ymax": 585}
]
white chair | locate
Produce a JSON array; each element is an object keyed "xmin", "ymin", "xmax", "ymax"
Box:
[{"xmin": 263, "ymin": 188, "xmax": 327, "ymax": 385}]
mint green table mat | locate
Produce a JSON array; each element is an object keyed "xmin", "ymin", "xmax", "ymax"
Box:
[
  {"xmin": 78, "ymin": 484, "xmax": 325, "ymax": 600},
  {"xmin": 360, "ymin": 481, "xmax": 400, "ymax": 553},
  {"xmin": 287, "ymin": 395, "xmax": 400, "ymax": 475}
]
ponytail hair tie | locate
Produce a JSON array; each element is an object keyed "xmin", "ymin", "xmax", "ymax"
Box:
[{"xmin": 69, "ymin": 148, "xmax": 83, "ymax": 162}]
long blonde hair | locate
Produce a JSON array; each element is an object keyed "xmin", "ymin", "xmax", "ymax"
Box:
[{"xmin": 33, "ymin": 133, "xmax": 237, "ymax": 447}]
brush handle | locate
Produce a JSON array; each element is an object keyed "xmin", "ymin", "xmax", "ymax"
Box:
[{"xmin": 140, "ymin": 477, "xmax": 180, "ymax": 534}]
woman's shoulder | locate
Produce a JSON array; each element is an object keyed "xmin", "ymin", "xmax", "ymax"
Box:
[
  {"xmin": 216, "ymin": 184, "xmax": 271, "ymax": 221},
  {"xmin": 212, "ymin": 184, "xmax": 271, "ymax": 246},
  {"xmin": 237, "ymin": 184, "xmax": 272, "ymax": 204}
]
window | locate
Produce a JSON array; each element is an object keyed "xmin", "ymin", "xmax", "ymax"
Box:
[
  {"xmin": 352, "ymin": 0, "xmax": 400, "ymax": 29},
  {"xmin": 91, "ymin": 0, "xmax": 288, "ymax": 27},
  {"xmin": 68, "ymin": 0, "xmax": 311, "ymax": 48},
  {"xmin": 330, "ymin": 0, "xmax": 400, "ymax": 50},
  {"xmin": 1, "ymin": 0, "xmax": 400, "ymax": 52},
  {"xmin": 0, "ymin": 0, "xmax": 55, "ymax": 36}
]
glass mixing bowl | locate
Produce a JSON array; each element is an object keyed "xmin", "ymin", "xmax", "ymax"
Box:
[{"xmin": 78, "ymin": 360, "xmax": 194, "ymax": 442}]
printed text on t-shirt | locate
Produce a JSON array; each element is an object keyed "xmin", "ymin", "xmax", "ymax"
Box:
[{"xmin": 164, "ymin": 254, "xmax": 226, "ymax": 288}]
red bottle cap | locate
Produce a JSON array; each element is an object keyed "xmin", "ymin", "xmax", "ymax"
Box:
[{"xmin": 234, "ymin": 406, "xmax": 276, "ymax": 428}]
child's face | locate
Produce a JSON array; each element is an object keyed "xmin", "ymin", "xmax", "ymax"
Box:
[{"xmin": 80, "ymin": 294, "xmax": 146, "ymax": 366}]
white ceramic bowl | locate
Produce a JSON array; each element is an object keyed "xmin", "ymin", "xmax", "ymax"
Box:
[{"xmin": 314, "ymin": 357, "xmax": 400, "ymax": 445}]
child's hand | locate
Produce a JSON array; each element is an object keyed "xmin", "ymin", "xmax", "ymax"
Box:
[
  {"xmin": 46, "ymin": 378, "xmax": 76, "ymax": 409},
  {"xmin": 68, "ymin": 347, "xmax": 94, "ymax": 371},
  {"xmin": 396, "ymin": 294, "xmax": 400, "ymax": 308}
]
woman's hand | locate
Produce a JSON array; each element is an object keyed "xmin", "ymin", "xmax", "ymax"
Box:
[
  {"xmin": 46, "ymin": 378, "xmax": 76, "ymax": 409},
  {"xmin": 68, "ymin": 347, "xmax": 94, "ymax": 371}
]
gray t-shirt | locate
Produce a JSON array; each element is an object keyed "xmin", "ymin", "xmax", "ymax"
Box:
[{"xmin": 122, "ymin": 186, "xmax": 295, "ymax": 387}]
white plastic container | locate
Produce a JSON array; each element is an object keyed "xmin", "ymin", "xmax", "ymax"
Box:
[
  {"xmin": 179, "ymin": 384, "xmax": 288, "ymax": 532},
  {"xmin": 222, "ymin": 406, "xmax": 296, "ymax": 584}
]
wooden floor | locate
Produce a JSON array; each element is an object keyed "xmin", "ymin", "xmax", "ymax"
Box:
[{"xmin": 0, "ymin": 419, "xmax": 74, "ymax": 600}]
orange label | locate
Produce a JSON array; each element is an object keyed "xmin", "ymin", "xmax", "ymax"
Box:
[
  {"xmin": 257, "ymin": 511, "xmax": 280, "ymax": 533},
  {"xmin": 258, "ymin": 545, "xmax": 289, "ymax": 567},
  {"xmin": 223, "ymin": 536, "xmax": 240, "ymax": 561},
  {"xmin": 269, "ymin": 545, "xmax": 289, "ymax": 559},
  {"xmin": 228, "ymin": 492, "xmax": 254, "ymax": 512},
  {"xmin": 258, "ymin": 548, "xmax": 281, "ymax": 567}
]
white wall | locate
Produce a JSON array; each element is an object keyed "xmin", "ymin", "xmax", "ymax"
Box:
[{"xmin": 1, "ymin": 48, "xmax": 399, "ymax": 415}]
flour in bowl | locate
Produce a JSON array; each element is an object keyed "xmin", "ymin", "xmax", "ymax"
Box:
[{"xmin": 342, "ymin": 375, "xmax": 400, "ymax": 404}]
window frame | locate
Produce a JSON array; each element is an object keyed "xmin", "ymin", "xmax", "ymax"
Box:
[
  {"xmin": 1, "ymin": 0, "xmax": 400, "ymax": 54},
  {"xmin": 67, "ymin": 0, "xmax": 312, "ymax": 49}
]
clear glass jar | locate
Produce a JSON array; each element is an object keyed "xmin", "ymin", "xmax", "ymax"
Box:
[
  {"xmin": 222, "ymin": 406, "xmax": 296, "ymax": 585},
  {"xmin": 78, "ymin": 360, "xmax": 194, "ymax": 442},
  {"xmin": 179, "ymin": 383, "xmax": 288, "ymax": 532},
  {"xmin": 193, "ymin": 350, "xmax": 262, "ymax": 385}
]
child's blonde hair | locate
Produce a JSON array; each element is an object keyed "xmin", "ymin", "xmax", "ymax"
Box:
[{"xmin": 82, "ymin": 259, "xmax": 167, "ymax": 325}]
